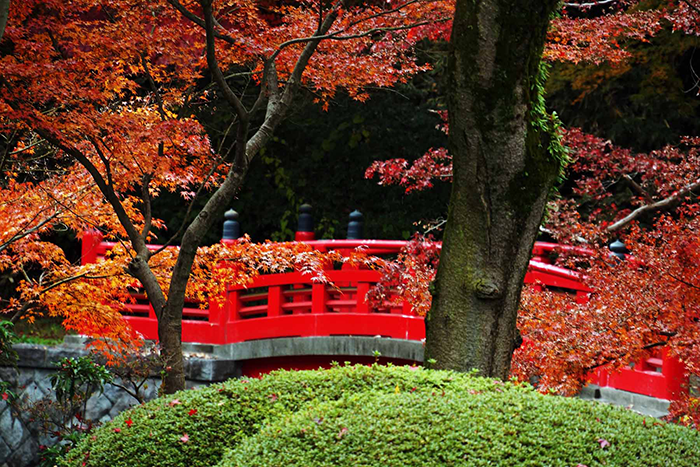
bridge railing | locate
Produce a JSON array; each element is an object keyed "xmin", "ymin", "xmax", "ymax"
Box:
[{"xmin": 80, "ymin": 205, "xmax": 686, "ymax": 400}]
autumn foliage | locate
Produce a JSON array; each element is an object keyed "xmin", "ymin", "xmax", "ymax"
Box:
[
  {"xmin": 1, "ymin": 0, "xmax": 699, "ymax": 406},
  {"xmin": 365, "ymin": 0, "xmax": 700, "ymax": 427}
]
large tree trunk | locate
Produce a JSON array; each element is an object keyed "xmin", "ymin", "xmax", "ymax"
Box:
[
  {"xmin": 0, "ymin": 0, "xmax": 9, "ymax": 44},
  {"xmin": 425, "ymin": 0, "xmax": 560, "ymax": 378}
]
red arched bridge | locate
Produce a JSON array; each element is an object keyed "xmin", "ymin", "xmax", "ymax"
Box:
[{"xmin": 80, "ymin": 206, "xmax": 686, "ymax": 400}]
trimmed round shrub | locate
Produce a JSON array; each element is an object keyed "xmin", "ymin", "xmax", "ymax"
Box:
[
  {"xmin": 61, "ymin": 364, "xmax": 506, "ymax": 467},
  {"xmin": 220, "ymin": 390, "xmax": 700, "ymax": 467},
  {"xmin": 61, "ymin": 364, "xmax": 700, "ymax": 467}
]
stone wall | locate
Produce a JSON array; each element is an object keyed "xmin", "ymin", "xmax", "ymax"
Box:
[
  {"xmin": 0, "ymin": 335, "xmax": 419, "ymax": 467},
  {"xmin": 0, "ymin": 340, "xmax": 239, "ymax": 467}
]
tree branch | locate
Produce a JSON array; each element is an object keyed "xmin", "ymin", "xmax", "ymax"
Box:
[
  {"xmin": 622, "ymin": 174, "xmax": 653, "ymax": 203},
  {"xmin": 667, "ymin": 271, "xmax": 700, "ymax": 291},
  {"xmin": 681, "ymin": 0, "xmax": 700, "ymax": 16},
  {"xmin": 0, "ymin": 213, "xmax": 59, "ymax": 253},
  {"xmin": 200, "ymin": 0, "xmax": 249, "ymax": 122},
  {"xmin": 606, "ymin": 178, "xmax": 700, "ymax": 232},
  {"xmin": 246, "ymin": 0, "xmax": 344, "ymax": 159},
  {"xmin": 563, "ymin": 0, "xmax": 618, "ymax": 9},
  {"xmin": 270, "ymin": 15, "xmax": 450, "ymax": 62},
  {"xmin": 140, "ymin": 53, "xmax": 166, "ymax": 120},
  {"xmin": 0, "ymin": 0, "xmax": 9, "ymax": 44},
  {"xmin": 140, "ymin": 172, "xmax": 153, "ymax": 240},
  {"xmin": 166, "ymin": 0, "xmax": 239, "ymax": 45}
]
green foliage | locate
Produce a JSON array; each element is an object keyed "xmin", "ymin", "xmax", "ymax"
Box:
[
  {"xmin": 60, "ymin": 365, "xmax": 700, "ymax": 467},
  {"xmin": 530, "ymin": 62, "xmax": 570, "ymax": 184},
  {"xmin": 221, "ymin": 389, "xmax": 700, "ymax": 467},
  {"xmin": 50, "ymin": 357, "xmax": 112, "ymax": 404},
  {"xmin": 0, "ymin": 320, "xmax": 18, "ymax": 367},
  {"xmin": 39, "ymin": 432, "xmax": 87, "ymax": 467}
]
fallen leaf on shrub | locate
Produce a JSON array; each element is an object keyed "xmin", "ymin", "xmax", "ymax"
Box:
[
  {"xmin": 113, "ymin": 428, "xmax": 121, "ymax": 433},
  {"xmin": 576, "ymin": 464, "xmax": 588, "ymax": 467},
  {"xmin": 169, "ymin": 399, "xmax": 181, "ymax": 407},
  {"xmin": 337, "ymin": 427, "xmax": 349, "ymax": 439},
  {"xmin": 125, "ymin": 419, "xmax": 133, "ymax": 427},
  {"xmin": 598, "ymin": 438, "xmax": 610, "ymax": 449},
  {"xmin": 188, "ymin": 409, "xmax": 197, "ymax": 416},
  {"xmin": 180, "ymin": 434, "xmax": 189, "ymax": 443},
  {"xmin": 1, "ymin": 392, "xmax": 8, "ymax": 401}
]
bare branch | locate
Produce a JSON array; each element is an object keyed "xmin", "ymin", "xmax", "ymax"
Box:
[
  {"xmin": 622, "ymin": 174, "xmax": 653, "ymax": 203},
  {"xmin": 246, "ymin": 0, "xmax": 344, "ymax": 159},
  {"xmin": 166, "ymin": 0, "xmax": 239, "ymax": 45},
  {"xmin": 563, "ymin": 0, "xmax": 618, "ymax": 9},
  {"xmin": 200, "ymin": 0, "xmax": 249, "ymax": 122},
  {"xmin": 667, "ymin": 272, "xmax": 700, "ymax": 291},
  {"xmin": 249, "ymin": 60, "xmax": 275, "ymax": 117},
  {"xmin": 270, "ymin": 6, "xmax": 449, "ymax": 63},
  {"xmin": 151, "ymin": 159, "xmax": 221, "ymax": 256},
  {"xmin": 88, "ymin": 137, "xmax": 114, "ymax": 188},
  {"xmin": 606, "ymin": 178, "xmax": 700, "ymax": 232},
  {"xmin": 0, "ymin": 213, "xmax": 59, "ymax": 253},
  {"xmin": 140, "ymin": 172, "xmax": 153, "ymax": 240},
  {"xmin": 140, "ymin": 53, "xmax": 166, "ymax": 120}
]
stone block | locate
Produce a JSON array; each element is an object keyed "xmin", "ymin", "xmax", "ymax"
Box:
[
  {"xmin": 35, "ymin": 374, "xmax": 53, "ymax": 397},
  {"xmin": 206, "ymin": 360, "xmax": 240, "ymax": 382},
  {"xmin": 18, "ymin": 382, "xmax": 45, "ymax": 403},
  {"xmin": 5, "ymin": 436, "xmax": 37, "ymax": 467},
  {"xmin": 0, "ymin": 368, "xmax": 18, "ymax": 386},
  {"xmin": 85, "ymin": 393, "xmax": 113, "ymax": 421},
  {"xmin": 107, "ymin": 395, "xmax": 137, "ymax": 420},
  {"xmin": 13, "ymin": 345, "xmax": 47, "ymax": 370},
  {"xmin": 0, "ymin": 408, "xmax": 26, "ymax": 450},
  {"xmin": 0, "ymin": 436, "xmax": 11, "ymax": 464},
  {"xmin": 184, "ymin": 358, "xmax": 204, "ymax": 380},
  {"xmin": 16, "ymin": 371, "xmax": 35, "ymax": 392},
  {"xmin": 46, "ymin": 347, "xmax": 87, "ymax": 365}
]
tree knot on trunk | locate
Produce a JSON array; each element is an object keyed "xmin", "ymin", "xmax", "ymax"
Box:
[
  {"xmin": 128, "ymin": 257, "xmax": 146, "ymax": 275},
  {"xmin": 473, "ymin": 278, "xmax": 502, "ymax": 300}
]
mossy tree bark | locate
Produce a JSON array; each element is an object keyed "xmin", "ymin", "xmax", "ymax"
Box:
[{"xmin": 424, "ymin": 0, "xmax": 560, "ymax": 378}]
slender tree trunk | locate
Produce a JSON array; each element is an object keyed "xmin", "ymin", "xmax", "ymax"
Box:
[{"xmin": 425, "ymin": 0, "xmax": 560, "ymax": 378}]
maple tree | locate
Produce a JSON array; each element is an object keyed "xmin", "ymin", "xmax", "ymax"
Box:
[{"xmin": 0, "ymin": 0, "xmax": 452, "ymax": 392}]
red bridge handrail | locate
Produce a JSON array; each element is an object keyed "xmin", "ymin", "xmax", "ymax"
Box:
[{"xmin": 79, "ymin": 228, "xmax": 685, "ymax": 400}]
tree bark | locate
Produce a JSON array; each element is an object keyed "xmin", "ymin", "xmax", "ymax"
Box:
[
  {"xmin": 152, "ymin": 0, "xmax": 342, "ymax": 394},
  {"xmin": 0, "ymin": 0, "xmax": 9, "ymax": 44},
  {"xmin": 425, "ymin": 0, "xmax": 560, "ymax": 378}
]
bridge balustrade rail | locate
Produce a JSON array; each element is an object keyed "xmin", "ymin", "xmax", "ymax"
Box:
[{"xmin": 79, "ymin": 207, "xmax": 686, "ymax": 400}]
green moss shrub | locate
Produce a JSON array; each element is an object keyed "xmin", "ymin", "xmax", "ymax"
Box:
[
  {"xmin": 61, "ymin": 364, "xmax": 700, "ymax": 467},
  {"xmin": 221, "ymin": 390, "xmax": 700, "ymax": 467}
]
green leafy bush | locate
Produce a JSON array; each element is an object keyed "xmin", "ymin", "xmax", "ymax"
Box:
[
  {"xmin": 221, "ymin": 389, "xmax": 700, "ymax": 467},
  {"xmin": 60, "ymin": 365, "xmax": 700, "ymax": 467}
]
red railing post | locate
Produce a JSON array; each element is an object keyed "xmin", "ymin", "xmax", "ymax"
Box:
[
  {"xmin": 268, "ymin": 286, "xmax": 283, "ymax": 317},
  {"xmin": 81, "ymin": 229, "xmax": 103, "ymax": 265},
  {"xmin": 661, "ymin": 348, "xmax": 687, "ymax": 400},
  {"xmin": 311, "ymin": 283, "xmax": 328, "ymax": 314},
  {"xmin": 356, "ymin": 282, "xmax": 370, "ymax": 313}
]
